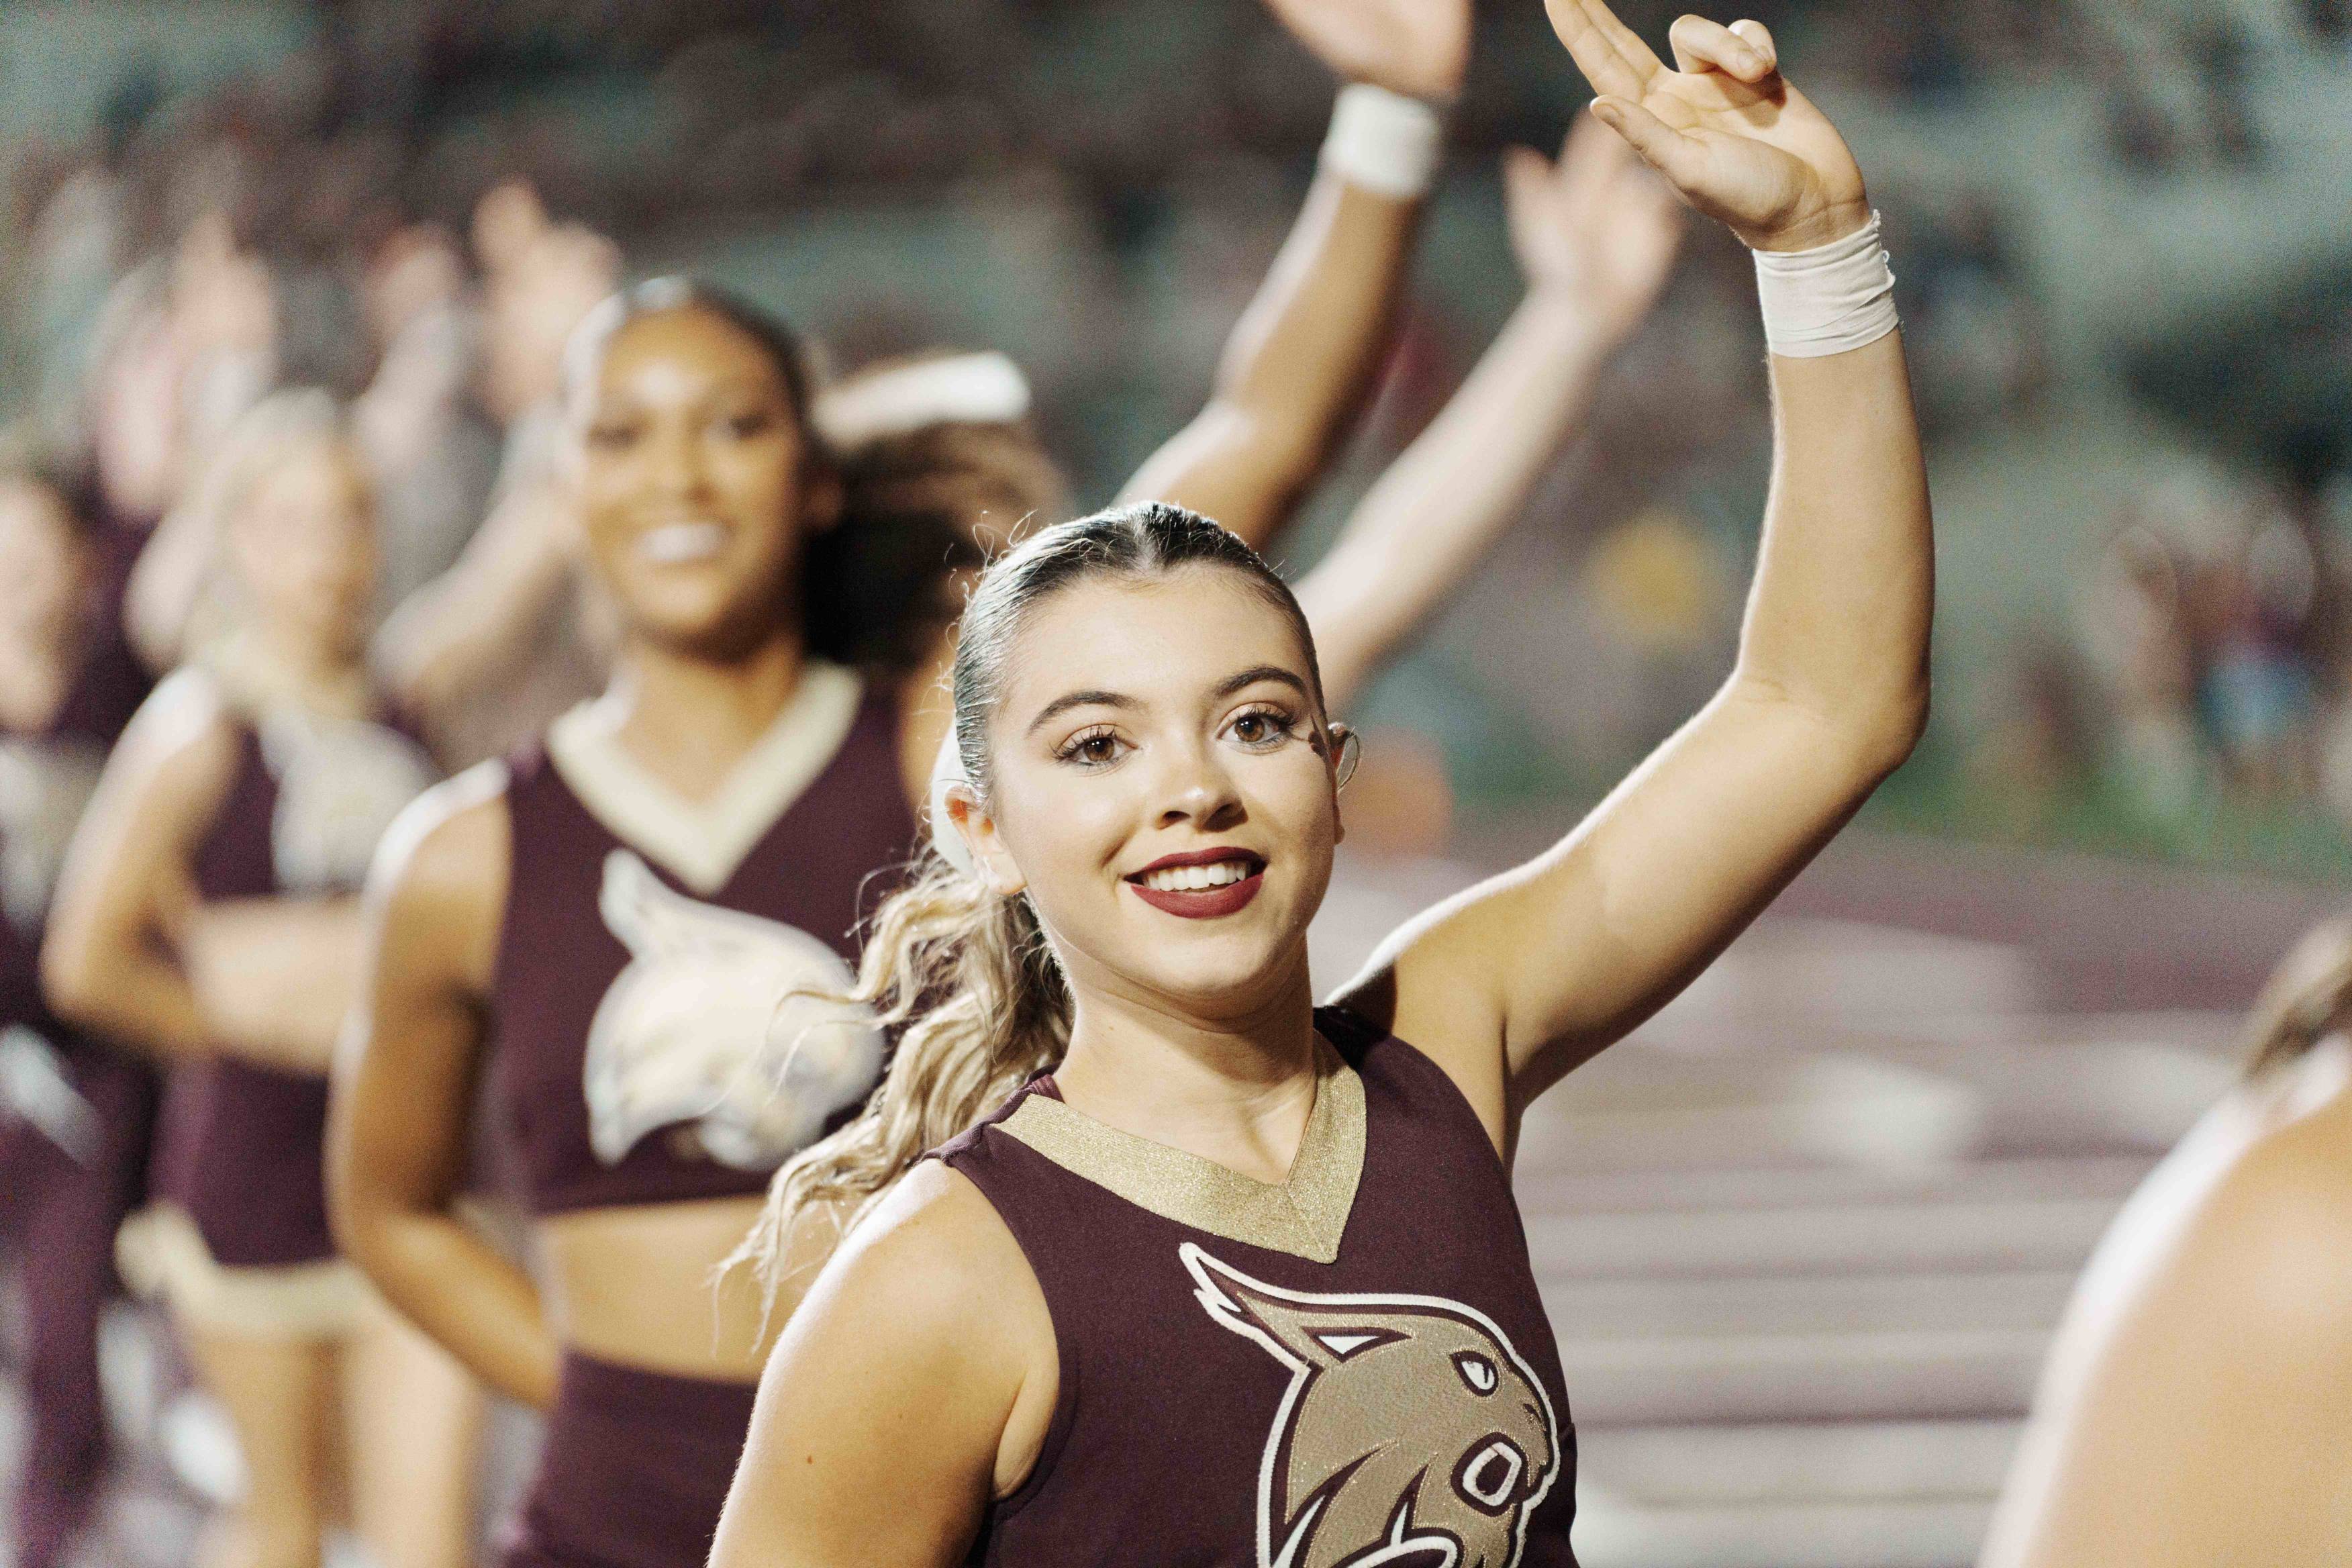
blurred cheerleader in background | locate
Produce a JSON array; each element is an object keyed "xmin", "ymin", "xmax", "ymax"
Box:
[
  {"xmin": 42, "ymin": 391, "xmax": 484, "ymax": 1568},
  {"xmin": 0, "ymin": 456, "xmax": 156, "ymax": 1568}
]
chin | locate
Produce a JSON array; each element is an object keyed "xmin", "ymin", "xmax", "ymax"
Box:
[
  {"xmin": 1136, "ymin": 935, "xmax": 1306, "ymax": 1016},
  {"xmin": 631, "ymin": 591, "xmax": 788, "ymax": 662}
]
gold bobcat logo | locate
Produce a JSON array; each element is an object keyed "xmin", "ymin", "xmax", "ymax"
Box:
[
  {"xmin": 1183, "ymin": 1243, "xmax": 1560, "ymax": 1568},
  {"xmin": 585, "ymin": 850, "xmax": 883, "ymax": 1169}
]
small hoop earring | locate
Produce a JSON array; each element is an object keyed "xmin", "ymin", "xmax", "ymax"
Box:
[{"xmin": 1332, "ymin": 726, "xmax": 1363, "ymax": 791}]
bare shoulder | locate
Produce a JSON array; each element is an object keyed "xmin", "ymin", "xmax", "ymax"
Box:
[
  {"xmin": 371, "ymin": 761, "xmax": 513, "ymax": 901},
  {"xmin": 2166, "ymin": 1051, "xmax": 2352, "ymax": 1352},
  {"xmin": 814, "ymin": 1161, "xmax": 1040, "ymax": 1342},
  {"xmin": 1326, "ymin": 899, "xmax": 1515, "ymax": 1151},
  {"xmin": 362, "ymin": 760, "xmax": 514, "ymax": 989},
  {"xmin": 111, "ymin": 667, "xmax": 241, "ymax": 790},
  {"xmin": 773, "ymin": 1161, "xmax": 1055, "ymax": 1488},
  {"xmin": 2084, "ymin": 1046, "xmax": 2352, "ymax": 1374}
]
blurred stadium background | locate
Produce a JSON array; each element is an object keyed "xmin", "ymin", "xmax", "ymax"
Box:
[{"xmin": 0, "ymin": 2, "xmax": 2347, "ymax": 1565}]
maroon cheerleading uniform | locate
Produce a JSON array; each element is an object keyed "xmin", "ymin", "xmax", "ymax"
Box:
[
  {"xmin": 1, "ymin": 554, "xmax": 154, "ymax": 1568},
  {"xmin": 487, "ymin": 667, "xmax": 916, "ymax": 1568},
  {"xmin": 149, "ymin": 705, "xmax": 436, "ymax": 1269},
  {"xmin": 932, "ymin": 1006, "xmax": 1581, "ymax": 1568}
]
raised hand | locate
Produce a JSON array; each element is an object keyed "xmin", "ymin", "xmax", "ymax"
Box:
[
  {"xmin": 1504, "ymin": 115, "xmax": 1687, "ymax": 346},
  {"xmin": 1542, "ymin": 0, "xmax": 1869, "ymax": 252},
  {"xmin": 1265, "ymin": 0, "xmax": 1473, "ymax": 102}
]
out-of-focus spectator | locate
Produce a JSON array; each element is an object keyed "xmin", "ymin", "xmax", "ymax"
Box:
[{"xmin": 2075, "ymin": 467, "xmax": 2343, "ymax": 829}]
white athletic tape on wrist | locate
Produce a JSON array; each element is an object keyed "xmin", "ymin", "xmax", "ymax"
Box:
[
  {"xmin": 928, "ymin": 727, "xmax": 977, "ymax": 877},
  {"xmin": 1753, "ymin": 211, "xmax": 1900, "ymax": 358},
  {"xmin": 1318, "ymin": 83, "xmax": 1445, "ymax": 201}
]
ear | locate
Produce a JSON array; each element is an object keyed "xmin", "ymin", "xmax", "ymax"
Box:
[
  {"xmin": 1325, "ymin": 722, "xmax": 1360, "ymax": 851},
  {"xmin": 944, "ymin": 783, "xmax": 1026, "ymax": 898}
]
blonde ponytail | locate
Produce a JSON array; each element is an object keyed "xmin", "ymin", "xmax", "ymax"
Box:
[
  {"xmin": 2240, "ymin": 917, "xmax": 2352, "ymax": 1080},
  {"xmin": 730, "ymin": 852, "xmax": 1070, "ymax": 1300}
]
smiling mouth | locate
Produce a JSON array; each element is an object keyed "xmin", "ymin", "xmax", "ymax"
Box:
[
  {"xmin": 637, "ymin": 521, "xmax": 729, "ymax": 565},
  {"xmin": 1124, "ymin": 853, "xmax": 1267, "ymax": 920}
]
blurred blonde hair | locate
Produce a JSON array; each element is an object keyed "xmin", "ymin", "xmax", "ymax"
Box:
[
  {"xmin": 2240, "ymin": 917, "xmax": 2352, "ymax": 1079},
  {"xmin": 145, "ymin": 387, "xmax": 358, "ymax": 669}
]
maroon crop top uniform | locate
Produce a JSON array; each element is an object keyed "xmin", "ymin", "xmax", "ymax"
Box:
[
  {"xmin": 932, "ymin": 1006, "xmax": 1582, "ymax": 1568},
  {"xmin": 150, "ymin": 701, "xmax": 438, "ymax": 1274},
  {"xmin": 488, "ymin": 665, "xmax": 916, "ymax": 1568}
]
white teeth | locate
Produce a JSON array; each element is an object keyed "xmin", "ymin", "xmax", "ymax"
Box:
[
  {"xmin": 638, "ymin": 522, "xmax": 728, "ymax": 564},
  {"xmin": 1140, "ymin": 860, "xmax": 1253, "ymax": 893}
]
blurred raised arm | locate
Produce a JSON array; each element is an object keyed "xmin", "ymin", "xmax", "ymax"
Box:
[
  {"xmin": 1299, "ymin": 118, "xmax": 1685, "ymax": 713},
  {"xmin": 1116, "ymin": 0, "xmax": 1471, "ymax": 548},
  {"xmin": 1339, "ymin": 3, "xmax": 1930, "ymax": 1139}
]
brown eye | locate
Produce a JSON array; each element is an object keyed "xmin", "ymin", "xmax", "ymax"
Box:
[
  {"xmin": 1228, "ymin": 707, "xmax": 1295, "ymax": 750},
  {"xmin": 1056, "ymin": 726, "xmax": 1128, "ymax": 768}
]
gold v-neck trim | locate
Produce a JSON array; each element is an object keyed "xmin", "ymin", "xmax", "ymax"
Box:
[
  {"xmin": 544, "ymin": 663, "xmax": 864, "ymax": 896},
  {"xmin": 999, "ymin": 1038, "xmax": 1365, "ymax": 1263}
]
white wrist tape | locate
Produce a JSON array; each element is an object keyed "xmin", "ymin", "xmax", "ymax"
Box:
[
  {"xmin": 1753, "ymin": 211, "xmax": 1900, "ymax": 358},
  {"xmin": 1318, "ymin": 83, "xmax": 1444, "ymax": 201},
  {"xmin": 928, "ymin": 728, "xmax": 977, "ymax": 877}
]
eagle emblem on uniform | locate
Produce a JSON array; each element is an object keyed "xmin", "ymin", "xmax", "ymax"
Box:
[
  {"xmin": 1182, "ymin": 1243, "xmax": 1561, "ymax": 1568},
  {"xmin": 584, "ymin": 848, "xmax": 883, "ymax": 1170}
]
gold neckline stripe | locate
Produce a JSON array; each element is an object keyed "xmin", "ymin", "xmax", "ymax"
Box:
[{"xmin": 999, "ymin": 1039, "xmax": 1366, "ymax": 1264}]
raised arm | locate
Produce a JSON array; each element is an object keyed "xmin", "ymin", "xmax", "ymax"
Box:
[
  {"xmin": 326, "ymin": 770, "xmax": 562, "ymax": 1409},
  {"xmin": 371, "ymin": 472, "xmax": 584, "ymax": 749},
  {"xmin": 1115, "ymin": 0, "xmax": 1469, "ymax": 549},
  {"xmin": 41, "ymin": 672, "xmax": 240, "ymax": 1059},
  {"xmin": 1339, "ymin": 3, "xmax": 1930, "ymax": 1135},
  {"xmin": 1298, "ymin": 118, "xmax": 1685, "ymax": 712},
  {"xmin": 123, "ymin": 501, "xmax": 220, "ymax": 673}
]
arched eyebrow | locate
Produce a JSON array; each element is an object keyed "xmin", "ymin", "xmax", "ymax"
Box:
[
  {"xmin": 1214, "ymin": 666, "xmax": 1312, "ymax": 704},
  {"xmin": 1023, "ymin": 666, "xmax": 1310, "ymax": 738},
  {"xmin": 1025, "ymin": 689, "xmax": 1136, "ymax": 736}
]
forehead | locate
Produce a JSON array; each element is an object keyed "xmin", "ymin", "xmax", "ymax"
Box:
[
  {"xmin": 252, "ymin": 436, "xmax": 365, "ymax": 495},
  {"xmin": 238, "ymin": 442, "xmax": 373, "ymax": 530},
  {"xmin": 595, "ymin": 307, "xmax": 790, "ymax": 402},
  {"xmin": 998, "ymin": 565, "xmax": 1311, "ymax": 717}
]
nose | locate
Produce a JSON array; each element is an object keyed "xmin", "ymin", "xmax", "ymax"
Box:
[
  {"xmin": 1152, "ymin": 738, "xmax": 1245, "ymax": 834},
  {"xmin": 645, "ymin": 417, "xmax": 709, "ymax": 498}
]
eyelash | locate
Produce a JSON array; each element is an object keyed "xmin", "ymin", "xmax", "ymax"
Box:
[
  {"xmin": 1228, "ymin": 704, "xmax": 1301, "ymax": 750},
  {"xmin": 1054, "ymin": 725, "xmax": 1125, "ymax": 768},
  {"xmin": 1051, "ymin": 705, "xmax": 1301, "ymax": 769}
]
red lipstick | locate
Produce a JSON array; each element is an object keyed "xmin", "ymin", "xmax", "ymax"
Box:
[{"xmin": 1125, "ymin": 848, "xmax": 1267, "ymax": 920}]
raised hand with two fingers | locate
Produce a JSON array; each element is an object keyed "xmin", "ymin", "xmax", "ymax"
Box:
[{"xmin": 1542, "ymin": 0, "xmax": 1869, "ymax": 252}]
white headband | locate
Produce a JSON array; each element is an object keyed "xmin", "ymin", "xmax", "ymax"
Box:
[{"xmin": 812, "ymin": 351, "xmax": 1032, "ymax": 450}]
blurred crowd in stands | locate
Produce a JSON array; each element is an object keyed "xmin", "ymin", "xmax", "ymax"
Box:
[{"xmin": 1, "ymin": 0, "xmax": 2349, "ymax": 856}]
